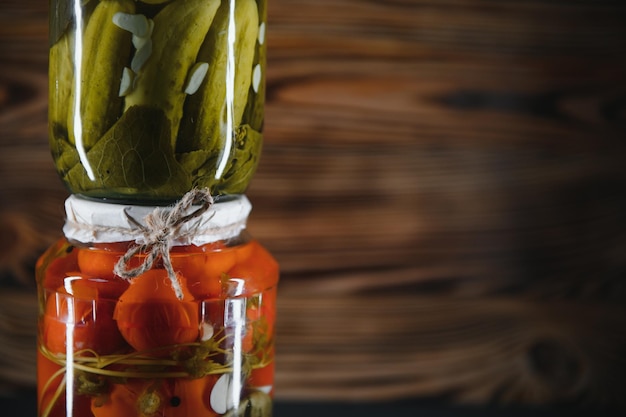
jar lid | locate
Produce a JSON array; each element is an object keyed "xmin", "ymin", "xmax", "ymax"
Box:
[{"xmin": 63, "ymin": 194, "xmax": 251, "ymax": 246}]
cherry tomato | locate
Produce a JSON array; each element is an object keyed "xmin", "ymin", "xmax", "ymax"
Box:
[
  {"xmin": 226, "ymin": 241, "xmax": 278, "ymax": 296},
  {"xmin": 182, "ymin": 249, "xmax": 237, "ymax": 300},
  {"xmin": 77, "ymin": 243, "xmax": 140, "ymax": 280},
  {"xmin": 38, "ymin": 349, "xmax": 94, "ymax": 417},
  {"xmin": 92, "ymin": 379, "xmax": 151, "ymax": 417},
  {"xmin": 43, "ymin": 278, "xmax": 127, "ymax": 355},
  {"xmin": 42, "ymin": 247, "xmax": 79, "ymax": 291},
  {"xmin": 92, "ymin": 377, "xmax": 218, "ymax": 417},
  {"xmin": 242, "ymin": 287, "xmax": 277, "ymax": 352},
  {"xmin": 37, "ymin": 349, "xmax": 64, "ymax": 417},
  {"xmin": 165, "ymin": 377, "xmax": 218, "ymax": 417},
  {"xmin": 114, "ymin": 270, "xmax": 199, "ymax": 353},
  {"xmin": 248, "ymin": 361, "xmax": 275, "ymax": 396},
  {"xmin": 233, "ymin": 239, "xmax": 256, "ymax": 264}
]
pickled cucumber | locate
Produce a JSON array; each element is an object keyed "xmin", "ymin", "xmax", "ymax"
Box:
[
  {"xmin": 124, "ymin": 0, "xmax": 222, "ymax": 147},
  {"xmin": 48, "ymin": 30, "xmax": 73, "ymax": 137},
  {"xmin": 243, "ymin": 0, "xmax": 267, "ymax": 131},
  {"xmin": 67, "ymin": 0, "xmax": 135, "ymax": 151},
  {"xmin": 176, "ymin": 0, "xmax": 259, "ymax": 155}
]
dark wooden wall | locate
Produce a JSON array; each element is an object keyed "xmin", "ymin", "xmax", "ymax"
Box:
[{"xmin": 1, "ymin": 0, "xmax": 626, "ymax": 408}]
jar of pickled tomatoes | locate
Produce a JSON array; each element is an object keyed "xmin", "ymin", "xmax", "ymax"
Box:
[
  {"xmin": 36, "ymin": 193, "xmax": 278, "ymax": 417},
  {"xmin": 49, "ymin": 0, "xmax": 267, "ymax": 203}
]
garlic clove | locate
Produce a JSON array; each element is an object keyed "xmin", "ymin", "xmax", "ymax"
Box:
[
  {"xmin": 133, "ymin": 18, "xmax": 154, "ymax": 50},
  {"xmin": 112, "ymin": 12, "xmax": 150, "ymax": 38},
  {"xmin": 258, "ymin": 22, "xmax": 266, "ymax": 45},
  {"xmin": 252, "ymin": 64, "xmax": 262, "ymax": 94},
  {"xmin": 118, "ymin": 67, "xmax": 134, "ymax": 97},
  {"xmin": 199, "ymin": 321, "xmax": 214, "ymax": 341},
  {"xmin": 131, "ymin": 39, "xmax": 153, "ymax": 73},
  {"xmin": 184, "ymin": 62, "xmax": 210, "ymax": 95},
  {"xmin": 210, "ymin": 373, "xmax": 234, "ymax": 414}
]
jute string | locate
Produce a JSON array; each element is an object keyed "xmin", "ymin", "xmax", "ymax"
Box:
[{"xmin": 113, "ymin": 188, "xmax": 214, "ymax": 299}]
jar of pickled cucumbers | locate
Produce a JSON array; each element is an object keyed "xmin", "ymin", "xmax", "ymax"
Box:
[
  {"xmin": 49, "ymin": 0, "xmax": 267, "ymax": 203},
  {"xmin": 36, "ymin": 193, "xmax": 278, "ymax": 417}
]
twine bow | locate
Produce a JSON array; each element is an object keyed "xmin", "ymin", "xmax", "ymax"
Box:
[{"xmin": 113, "ymin": 188, "xmax": 214, "ymax": 299}]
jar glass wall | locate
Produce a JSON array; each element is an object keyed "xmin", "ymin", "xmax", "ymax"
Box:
[
  {"xmin": 36, "ymin": 197, "xmax": 278, "ymax": 417},
  {"xmin": 49, "ymin": 0, "xmax": 267, "ymax": 203}
]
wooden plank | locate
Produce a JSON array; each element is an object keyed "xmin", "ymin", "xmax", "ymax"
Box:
[
  {"xmin": 0, "ymin": 0, "xmax": 625, "ymax": 408},
  {"xmin": 274, "ymin": 294, "xmax": 626, "ymax": 404}
]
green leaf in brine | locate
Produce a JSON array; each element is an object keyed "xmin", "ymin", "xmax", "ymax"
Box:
[
  {"xmin": 217, "ymin": 124, "xmax": 263, "ymax": 193},
  {"xmin": 49, "ymin": 0, "xmax": 73, "ymax": 46},
  {"xmin": 75, "ymin": 370, "xmax": 110, "ymax": 397},
  {"xmin": 50, "ymin": 122, "xmax": 79, "ymax": 177},
  {"xmin": 177, "ymin": 124, "xmax": 262, "ymax": 195},
  {"xmin": 49, "ymin": 0, "xmax": 97, "ymax": 46},
  {"xmin": 64, "ymin": 105, "xmax": 192, "ymax": 198},
  {"xmin": 177, "ymin": 149, "xmax": 219, "ymax": 182}
]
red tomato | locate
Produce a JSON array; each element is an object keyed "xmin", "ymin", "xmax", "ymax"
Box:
[
  {"xmin": 114, "ymin": 270, "xmax": 199, "ymax": 353},
  {"xmin": 182, "ymin": 249, "xmax": 237, "ymax": 300},
  {"xmin": 70, "ymin": 275, "xmax": 130, "ymax": 300},
  {"xmin": 43, "ymin": 278, "xmax": 127, "ymax": 355},
  {"xmin": 233, "ymin": 240, "xmax": 256, "ymax": 264},
  {"xmin": 92, "ymin": 377, "xmax": 218, "ymax": 417},
  {"xmin": 91, "ymin": 379, "xmax": 151, "ymax": 417},
  {"xmin": 261, "ymin": 287, "xmax": 277, "ymax": 338},
  {"xmin": 248, "ymin": 361, "xmax": 275, "ymax": 396},
  {"xmin": 245, "ymin": 287, "xmax": 277, "ymax": 338},
  {"xmin": 42, "ymin": 248, "xmax": 79, "ymax": 291},
  {"xmin": 165, "ymin": 377, "xmax": 218, "ymax": 417},
  {"xmin": 77, "ymin": 243, "xmax": 140, "ymax": 281},
  {"xmin": 225, "ymin": 241, "xmax": 278, "ymax": 296},
  {"xmin": 37, "ymin": 349, "xmax": 64, "ymax": 417},
  {"xmin": 38, "ymin": 349, "xmax": 94, "ymax": 417},
  {"xmin": 244, "ymin": 322, "xmax": 257, "ymax": 353},
  {"xmin": 77, "ymin": 249, "xmax": 120, "ymax": 281}
]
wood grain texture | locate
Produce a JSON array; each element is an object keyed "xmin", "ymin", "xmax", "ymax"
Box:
[{"xmin": 1, "ymin": 0, "xmax": 626, "ymax": 407}]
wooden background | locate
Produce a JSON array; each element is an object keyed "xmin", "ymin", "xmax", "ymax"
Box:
[{"xmin": 1, "ymin": 0, "xmax": 626, "ymax": 409}]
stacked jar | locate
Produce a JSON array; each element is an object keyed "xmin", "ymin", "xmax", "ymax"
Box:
[{"xmin": 37, "ymin": 1, "xmax": 276, "ymax": 417}]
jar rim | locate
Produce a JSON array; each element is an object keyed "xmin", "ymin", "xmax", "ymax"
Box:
[{"xmin": 63, "ymin": 194, "xmax": 251, "ymax": 246}]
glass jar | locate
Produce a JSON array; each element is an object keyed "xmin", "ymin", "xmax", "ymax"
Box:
[
  {"xmin": 49, "ymin": 0, "xmax": 267, "ymax": 203},
  {"xmin": 36, "ymin": 195, "xmax": 278, "ymax": 417}
]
